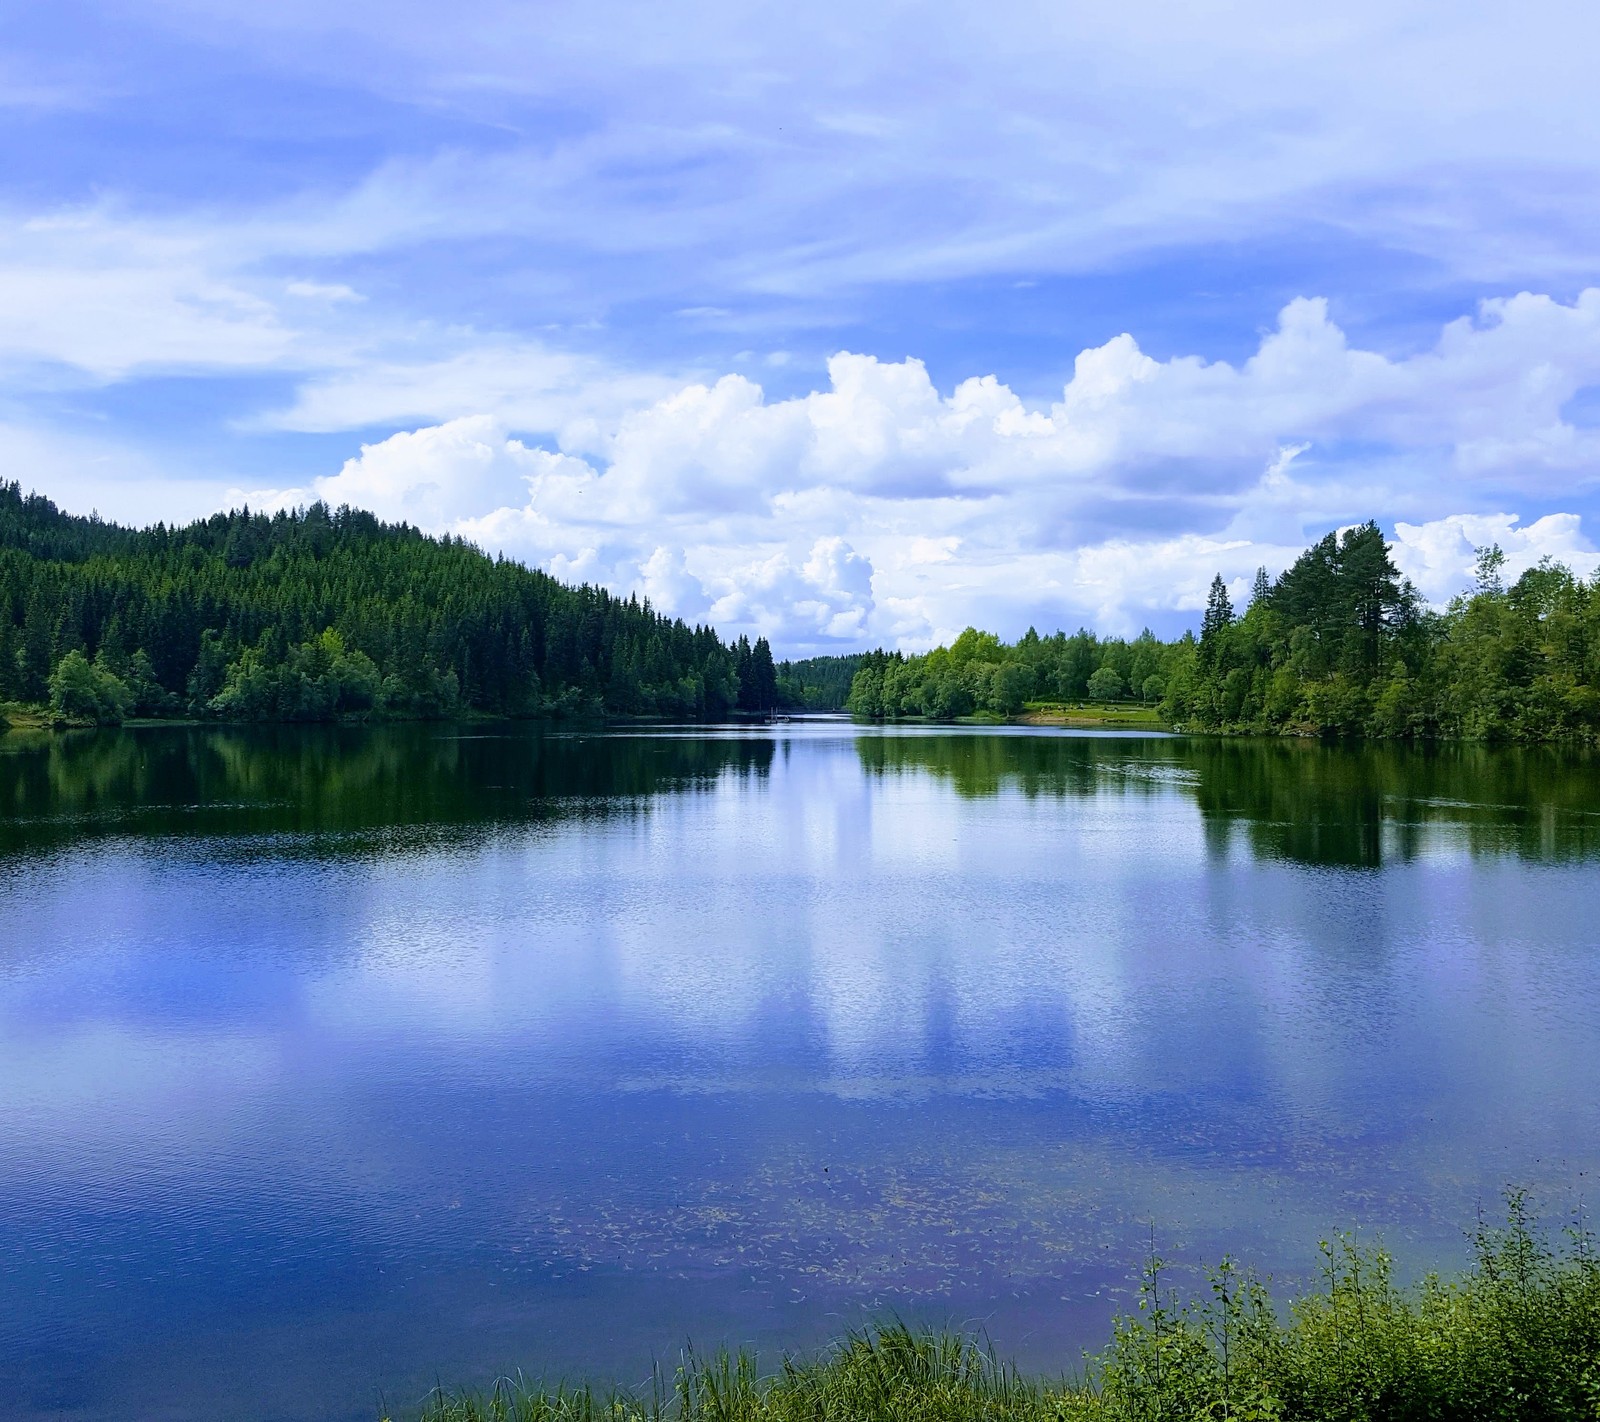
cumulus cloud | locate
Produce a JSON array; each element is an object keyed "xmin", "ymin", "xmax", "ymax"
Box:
[
  {"xmin": 1391, "ymin": 513, "xmax": 1600, "ymax": 603},
  {"xmin": 230, "ymin": 289, "xmax": 1600, "ymax": 651},
  {"xmin": 708, "ymin": 538, "xmax": 878, "ymax": 645},
  {"xmin": 314, "ymin": 416, "xmax": 542, "ymax": 528}
]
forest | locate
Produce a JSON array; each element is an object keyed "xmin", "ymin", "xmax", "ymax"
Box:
[
  {"xmin": 0, "ymin": 484, "xmax": 788, "ymax": 725},
  {"xmin": 845, "ymin": 521, "xmax": 1600, "ymax": 741},
  {"xmin": 9, "ymin": 486, "xmax": 1597, "ymax": 739}
]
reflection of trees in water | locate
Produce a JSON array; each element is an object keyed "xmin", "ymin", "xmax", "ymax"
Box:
[
  {"xmin": 0, "ymin": 726, "xmax": 775, "ymax": 857},
  {"xmin": 853, "ymin": 732, "xmax": 1600, "ymax": 867},
  {"xmin": 5, "ymin": 725, "xmax": 1595, "ymax": 867},
  {"xmin": 854, "ymin": 733, "xmax": 1183, "ymax": 800},
  {"xmin": 1190, "ymin": 741, "xmax": 1391, "ymax": 868},
  {"xmin": 1188, "ymin": 739, "xmax": 1600, "ymax": 867}
]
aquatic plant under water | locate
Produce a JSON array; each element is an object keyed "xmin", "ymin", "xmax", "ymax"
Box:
[{"xmin": 407, "ymin": 1196, "xmax": 1600, "ymax": 1422}]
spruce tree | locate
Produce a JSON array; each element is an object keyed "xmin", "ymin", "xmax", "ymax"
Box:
[
  {"xmin": 1199, "ymin": 574, "xmax": 1234, "ymax": 669},
  {"xmin": 750, "ymin": 637, "xmax": 778, "ymax": 712}
]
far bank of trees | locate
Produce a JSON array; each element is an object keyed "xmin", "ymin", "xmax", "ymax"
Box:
[
  {"xmin": 0, "ymin": 484, "xmax": 784, "ymax": 726},
  {"xmin": 13, "ymin": 483, "xmax": 1599, "ymax": 741},
  {"xmin": 776, "ymin": 653, "xmax": 865, "ymax": 710},
  {"xmin": 846, "ymin": 521, "xmax": 1600, "ymax": 741}
]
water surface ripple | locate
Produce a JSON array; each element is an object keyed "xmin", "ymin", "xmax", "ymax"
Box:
[{"xmin": 1, "ymin": 723, "xmax": 1597, "ymax": 1420}]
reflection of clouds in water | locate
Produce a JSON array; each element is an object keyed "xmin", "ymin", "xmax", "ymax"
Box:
[
  {"xmin": 296, "ymin": 739, "xmax": 1600, "ymax": 1161},
  {"xmin": 11, "ymin": 733, "xmax": 1599, "ymax": 1201},
  {"xmin": 5, "ymin": 726, "xmax": 1600, "ymax": 1417},
  {"xmin": 0, "ymin": 1025, "xmax": 282, "ymax": 1149}
]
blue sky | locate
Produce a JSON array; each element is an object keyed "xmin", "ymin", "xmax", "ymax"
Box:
[{"xmin": 5, "ymin": 1, "xmax": 1600, "ymax": 652}]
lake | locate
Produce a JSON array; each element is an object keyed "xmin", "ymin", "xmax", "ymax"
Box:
[{"xmin": 2, "ymin": 721, "xmax": 1597, "ymax": 1421}]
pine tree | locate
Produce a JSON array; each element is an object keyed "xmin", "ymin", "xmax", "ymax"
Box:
[
  {"xmin": 734, "ymin": 635, "xmax": 754, "ymax": 710},
  {"xmin": 17, "ymin": 586, "xmax": 54, "ymax": 702},
  {"xmin": 0, "ymin": 601, "xmax": 18, "ymax": 701},
  {"xmin": 750, "ymin": 637, "xmax": 778, "ymax": 712},
  {"xmin": 1199, "ymin": 575, "xmax": 1235, "ymax": 669}
]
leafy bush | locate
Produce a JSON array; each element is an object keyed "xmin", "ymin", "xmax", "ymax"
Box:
[
  {"xmin": 210, "ymin": 629, "xmax": 382, "ymax": 722},
  {"xmin": 48, "ymin": 649, "xmax": 129, "ymax": 725}
]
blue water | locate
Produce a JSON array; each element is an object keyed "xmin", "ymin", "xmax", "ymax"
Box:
[{"xmin": 1, "ymin": 723, "xmax": 1597, "ymax": 1420}]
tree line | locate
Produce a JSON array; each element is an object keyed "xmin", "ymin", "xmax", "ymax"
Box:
[
  {"xmin": 845, "ymin": 521, "xmax": 1600, "ymax": 740},
  {"xmin": 0, "ymin": 484, "xmax": 786, "ymax": 725},
  {"xmin": 13, "ymin": 487, "xmax": 1595, "ymax": 739},
  {"xmin": 775, "ymin": 653, "xmax": 865, "ymax": 710}
]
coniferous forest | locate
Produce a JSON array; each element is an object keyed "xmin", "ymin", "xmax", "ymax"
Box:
[
  {"xmin": 7, "ymin": 485, "xmax": 1600, "ymax": 740},
  {"xmin": 846, "ymin": 521, "xmax": 1600, "ymax": 741},
  {"xmin": 0, "ymin": 483, "xmax": 790, "ymax": 724}
]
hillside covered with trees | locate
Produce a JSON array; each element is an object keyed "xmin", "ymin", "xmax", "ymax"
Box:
[
  {"xmin": 9, "ymin": 489, "xmax": 1597, "ymax": 740},
  {"xmin": 846, "ymin": 521, "xmax": 1600, "ymax": 741},
  {"xmin": 0, "ymin": 484, "xmax": 786, "ymax": 725},
  {"xmin": 775, "ymin": 653, "xmax": 866, "ymax": 710}
]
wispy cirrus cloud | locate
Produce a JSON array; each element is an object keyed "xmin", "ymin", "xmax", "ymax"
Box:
[{"xmin": 4, "ymin": 1, "xmax": 1600, "ymax": 650}]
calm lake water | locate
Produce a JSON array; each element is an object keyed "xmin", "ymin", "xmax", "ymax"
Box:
[{"xmin": 2, "ymin": 722, "xmax": 1598, "ymax": 1420}]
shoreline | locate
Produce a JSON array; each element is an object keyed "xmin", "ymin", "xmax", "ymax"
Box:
[{"xmin": 409, "ymin": 1202, "xmax": 1598, "ymax": 1422}]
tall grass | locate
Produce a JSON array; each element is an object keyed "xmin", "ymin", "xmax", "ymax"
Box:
[{"xmin": 406, "ymin": 1195, "xmax": 1600, "ymax": 1422}]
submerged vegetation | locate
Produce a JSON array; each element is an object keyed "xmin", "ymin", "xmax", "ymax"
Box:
[
  {"xmin": 0, "ymin": 484, "xmax": 785, "ymax": 725},
  {"xmin": 846, "ymin": 523, "xmax": 1600, "ymax": 741},
  {"xmin": 411, "ymin": 1199, "xmax": 1600, "ymax": 1422}
]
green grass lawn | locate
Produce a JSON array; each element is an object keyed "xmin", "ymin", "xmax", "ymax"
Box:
[{"xmin": 1018, "ymin": 701, "xmax": 1166, "ymax": 728}]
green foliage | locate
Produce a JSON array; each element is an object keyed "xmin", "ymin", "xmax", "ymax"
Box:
[
  {"xmin": 776, "ymin": 654, "xmax": 865, "ymax": 710},
  {"xmin": 845, "ymin": 522, "xmax": 1600, "ymax": 741},
  {"xmin": 0, "ymin": 483, "xmax": 748, "ymax": 724},
  {"xmin": 734, "ymin": 636, "xmax": 780, "ymax": 712},
  {"xmin": 411, "ymin": 1199, "xmax": 1600, "ymax": 1422},
  {"xmin": 847, "ymin": 627, "xmax": 1175, "ymax": 722},
  {"xmin": 1087, "ymin": 665, "xmax": 1125, "ymax": 701},
  {"xmin": 209, "ymin": 629, "xmax": 383, "ymax": 722},
  {"xmin": 48, "ymin": 649, "xmax": 129, "ymax": 724}
]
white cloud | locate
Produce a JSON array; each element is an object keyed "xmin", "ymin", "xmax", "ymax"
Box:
[
  {"xmin": 4, "ymin": 0, "xmax": 1600, "ymax": 399},
  {"xmin": 260, "ymin": 345, "xmax": 676, "ymax": 447},
  {"xmin": 119, "ymin": 0, "xmax": 1600, "ymax": 296},
  {"xmin": 314, "ymin": 415, "xmax": 543, "ymax": 528},
  {"xmin": 284, "ymin": 279, "xmax": 363, "ymax": 303},
  {"xmin": 1391, "ymin": 513, "xmax": 1600, "ymax": 604},
  {"xmin": 222, "ymin": 290, "xmax": 1600, "ymax": 652},
  {"xmin": 707, "ymin": 538, "xmax": 878, "ymax": 646},
  {"xmin": 640, "ymin": 546, "xmax": 713, "ymax": 622},
  {"xmin": 0, "ymin": 214, "xmax": 293, "ymax": 379}
]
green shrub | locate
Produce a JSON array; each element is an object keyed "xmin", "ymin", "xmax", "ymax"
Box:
[{"xmin": 48, "ymin": 649, "xmax": 129, "ymax": 725}]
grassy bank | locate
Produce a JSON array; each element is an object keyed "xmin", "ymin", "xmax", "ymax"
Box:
[
  {"xmin": 0, "ymin": 700, "xmax": 53, "ymax": 729},
  {"xmin": 0, "ymin": 699, "xmax": 1169, "ymax": 735},
  {"xmin": 407, "ymin": 1199, "xmax": 1600, "ymax": 1422},
  {"xmin": 1017, "ymin": 701, "xmax": 1167, "ymax": 729}
]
